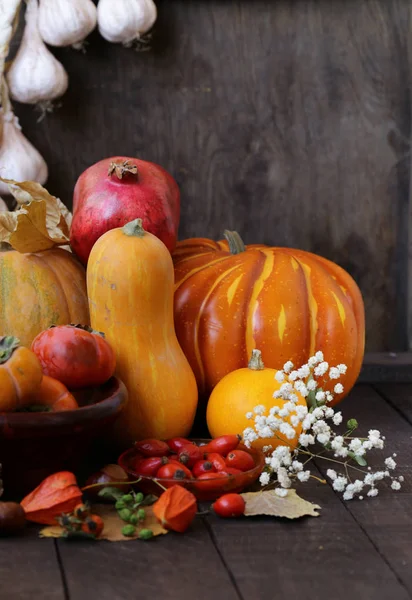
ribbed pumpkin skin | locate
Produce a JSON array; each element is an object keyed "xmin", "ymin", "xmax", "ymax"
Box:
[
  {"xmin": 87, "ymin": 225, "xmax": 198, "ymax": 447},
  {"xmin": 0, "ymin": 248, "xmax": 90, "ymax": 348},
  {"xmin": 173, "ymin": 238, "xmax": 365, "ymax": 404}
]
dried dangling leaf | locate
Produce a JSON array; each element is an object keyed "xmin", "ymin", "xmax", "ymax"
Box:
[
  {"xmin": 39, "ymin": 503, "xmax": 168, "ymax": 542},
  {"xmin": 0, "ymin": 178, "xmax": 72, "ymax": 252},
  {"xmin": 241, "ymin": 489, "xmax": 321, "ymax": 519}
]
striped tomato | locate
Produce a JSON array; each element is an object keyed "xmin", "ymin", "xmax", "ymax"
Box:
[{"xmin": 172, "ymin": 231, "xmax": 365, "ymax": 404}]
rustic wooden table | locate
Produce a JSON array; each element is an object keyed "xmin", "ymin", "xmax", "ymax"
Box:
[{"xmin": 1, "ymin": 383, "xmax": 411, "ymax": 600}]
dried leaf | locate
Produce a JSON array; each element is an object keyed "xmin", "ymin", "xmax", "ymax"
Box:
[
  {"xmin": 241, "ymin": 489, "xmax": 321, "ymax": 519},
  {"xmin": 39, "ymin": 503, "xmax": 168, "ymax": 542},
  {"xmin": 0, "ymin": 178, "xmax": 72, "ymax": 252}
]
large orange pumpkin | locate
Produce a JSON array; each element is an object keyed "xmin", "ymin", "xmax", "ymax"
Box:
[
  {"xmin": 173, "ymin": 231, "xmax": 365, "ymax": 403},
  {"xmin": 0, "ymin": 247, "xmax": 90, "ymax": 348}
]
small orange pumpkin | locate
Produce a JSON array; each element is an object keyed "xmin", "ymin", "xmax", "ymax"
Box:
[
  {"xmin": 0, "ymin": 336, "xmax": 43, "ymax": 412},
  {"xmin": 173, "ymin": 231, "xmax": 365, "ymax": 403}
]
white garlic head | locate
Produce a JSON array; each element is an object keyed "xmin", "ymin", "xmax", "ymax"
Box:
[
  {"xmin": 97, "ymin": 0, "xmax": 157, "ymax": 45},
  {"xmin": 7, "ymin": 0, "xmax": 68, "ymax": 105},
  {"xmin": 0, "ymin": 110, "xmax": 48, "ymax": 196},
  {"xmin": 38, "ymin": 0, "xmax": 97, "ymax": 47}
]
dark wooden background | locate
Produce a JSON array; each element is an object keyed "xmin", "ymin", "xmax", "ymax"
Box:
[{"xmin": 8, "ymin": 0, "xmax": 412, "ymax": 354}]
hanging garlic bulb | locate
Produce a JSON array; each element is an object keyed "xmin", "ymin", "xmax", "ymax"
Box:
[
  {"xmin": 0, "ymin": 109, "xmax": 48, "ymax": 195},
  {"xmin": 97, "ymin": 0, "xmax": 157, "ymax": 46},
  {"xmin": 7, "ymin": 0, "xmax": 68, "ymax": 107},
  {"xmin": 38, "ymin": 0, "xmax": 97, "ymax": 48}
]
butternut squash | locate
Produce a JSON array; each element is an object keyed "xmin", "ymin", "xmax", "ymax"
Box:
[{"xmin": 86, "ymin": 218, "xmax": 198, "ymax": 447}]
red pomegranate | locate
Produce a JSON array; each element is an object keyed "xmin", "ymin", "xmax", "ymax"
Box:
[{"xmin": 70, "ymin": 156, "xmax": 180, "ymax": 265}]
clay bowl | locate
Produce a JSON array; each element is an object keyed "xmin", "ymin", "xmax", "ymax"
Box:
[
  {"xmin": 0, "ymin": 376, "xmax": 127, "ymax": 499},
  {"xmin": 119, "ymin": 439, "xmax": 265, "ymax": 502}
]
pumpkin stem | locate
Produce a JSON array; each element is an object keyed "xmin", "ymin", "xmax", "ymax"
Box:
[
  {"xmin": 108, "ymin": 160, "xmax": 139, "ymax": 180},
  {"xmin": 248, "ymin": 349, "xmax": 265, "ymax": 370},
  {"xmin": 223, "ymin": 230, "xmax": 246, "ymax": 254},
  {"xmin": 0, "ymin": 336, "xmax": 20, "ymax": 364},
  {"xmin": 122, "ymin": 218, "xmax": 145, "ymax": 238}
]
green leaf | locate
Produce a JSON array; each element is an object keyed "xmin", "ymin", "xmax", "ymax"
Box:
[
  {"xmin": 348, "ymin": 452, "xmax": 367, "ymax": 466},
  {"xmin": 98, "ymin": 486, "xmax": 125, "ymax": 501}
]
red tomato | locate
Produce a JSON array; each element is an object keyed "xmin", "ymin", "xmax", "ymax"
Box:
[
  {"xmin": 225, "ymin": 450, "xmax": 255, "ymax": 472},
  {"xmin": 212, "ymin": 494, "xmax": 245, "ymax": 518},
  {"xmin": 134, "ymin": 439, "xmax": 170, "ymax": 457},
  {"xmin": 177, "ymin": 445, "xmax": 204, "ymax": 468},
  {"xmin": 31, "ymin": 325, "xmax": 115, "ymax": 389},
  {"xmin": 205, "ymin": 453, "xmax": 227, "ymax": 472},
  {"xmin": 166, "ymin": 437, "xmax": 195, "ymax": 453},
  {"xmin": 202, "ymin": 435, "xmax": 241, "ymax": 456},
  {"xmin": 192, "ymin": 460, "xmax": 216, "ymax": 478},
  {"xmin": 157, "ymin": 463, "xmax": 192, "ymax": 480},
  {"xmin": 132, "ymin": 456, "xmax": 169, "ymax": 477}
]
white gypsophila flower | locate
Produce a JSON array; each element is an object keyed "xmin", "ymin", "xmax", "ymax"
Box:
[
  {"xmin": 275, "ymin": 370, "xmax": 285, "ymax": 383},
  {"xmin": 258, "ymin": 426, "xmax": 274, "ymax": 439},
  {"xmin": 266, "ymin": 415, "xmax": 282, "ymax": 430},
  {"xmin": 317, "ymin": 433, "xmax": 331, "ymax": 445},
  {"xmin": 269, "ymin": 406, "xmax": 280, "ymax": 416},
  {"xmin": 254, "ymin": 405, "xmax": 266, "ymax": 415},
  {"xmin": 246, "ymin": 412, "xmax": 253, "ymax": 420},
  {"xmin": 302, "ymin": 414, "xmax": 315, "ymax": 431},
  {"xmin": 391, "ymin": 481, "xmax": 401, "ymax": 491},
  {"xmin": 399, "ymin": 476, "xmax": 405, "ymax": 482},
  {"xmin": 333, "ymin": 476, "xmax": 348, "ymax": 492},
  {"xmin": 284, "ymin": 401, "xmax": 297, "ymax": 413},
  {"xmin": 333, "ymin": 412, "xmax": 343, "ymax": 425},
  {"xmin": 283, "ymin": 361, "xmax": 294, "ymax": 373},
  {"xmin": 315, "ymin": 351, "xmax": 324, "ymax": 362},
  {"xmin": 288, "ymin": 371, "xmax": 298, "ymax": 382},
  {"xmin": 289, "ymin": 393, "xmax": 299, "ymax": 404},
  {"xmin": 367, "ymin": 488, "xmax": 379, "ymax": 497},
  {"xmin": 327, "ymin": 469, "xmax": 337, "ymax": 481},
  {"xmin": 372, "ymin": 471, "xmax": 386, "ymax": 482},
  {"xmin": 259, "ymin": 472, "xmax": 270, "ymax": 486},
  {"xmin": 326, "ymin": 392, "xmax": 334, "ymax": 403},
  {"xmin": 307, "ymin": 379, "xmax": 317, "ymax": 391},
  {"xmin": 295, "ymin": 405, "xmax": 308, "ymax": 420},
  {"xmin": 352, "ymin": 480, "xmax": 364, "ymax": 493},
  {"xmin": 278, "ymin": 407, "xmax": 291, "ymax": 418},
  {"xmin": 324, "ymin": 407, "xmax": 335, "ymax": 419},
  {"xmin": 349, "ymin": 438, "xmax": 366, "ymax": 457},
  {"xmin": 262, "ymin": 445, "xmax": 273, "ymax": 453},
  {"xmin": 299, "ymin": 433, "xmax": 315, "ymax": 447},
  {"xmin": 312, "ymin": 407, "xmax": 324, "ymax": 419},
  {"xmin": 312, "ymin": 419, "xmax": 330, "ymax": 435},
  {"xmin": 290, "ymin": 415, "xmax": 300, "ymax": 428},
  {"xmin": 363, "ymin": 473, "xmax": 374, "ymax": 486},
  {"xmin": 334, "ymin": 383, "xmax": 344, "ymax": 394},
  {"xmin": 273, "ymin": 391, "xmax": 282, "ymax": 399},
  {"xmin": 385, "ymin": 457, "xmax": 396, "ymax": 470},
  {"xmin": 315, "ymin": 391, "xmax": 326, "ymax": 403},
  {"xmin": 329, "ymin": 367, "xmax": 341, "ymax": 380},
  {"xmin": 297, "ymin": 365, "xmax": 310, "ymax": 379},
  {"xmin": 343, "ymin": 490, "xmax": 354, "ymax": 500},
  {"xmin": 275, "ymin": 488, "xmax": 288, "ymax": 497},
  {"xmin": 277, "ymin": 467, "xmax": 292, "ymax": 488},
  {"xmin": 273, "ymin": 446, "xmax": 292, "ymax": 466},
  {"xmin": 280, "ymin": 382, "xmax": 293, "ymax": 396},
  {"xmin": 362, "ymin": 440, "xmax": 373, "ymax": 450},
  {"xmin": 337, "ymin": 364, "xmax": 347, "ymax": 374},
  {"xmin": 255, "ymin": 415, "xmax": 266, "ymax": 427},
  {"xmin": 314, "ymin": 361, "xmax": 329, "ymax": 377},
  {"xmin": 297, "ymin": 470, "xmax": 311, "ymax": 482},
  {"xmin": 279, "ymin": 422, "xmax": 297, "ymax": 440},
  {"xmin": 291, "ymin": 460, "xmax": 303, "ymax": 472}
]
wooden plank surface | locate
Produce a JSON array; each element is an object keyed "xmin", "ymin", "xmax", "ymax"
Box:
[
  {"xmin": 8, "ymin": 0, "xmax": 411, "ymax": 353},
  {"xmin": 0, "ymin": 535, "xmax": 64, "ymax": 600},
  {"xmin": 1, "ymin": 384, "xmax": 412, "ymax": 599}
]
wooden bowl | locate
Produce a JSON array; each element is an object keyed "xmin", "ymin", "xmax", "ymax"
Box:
[
  {"xmin": 118, "ymin": 439, "xmax": 265, "ymax": 502},
  {"xmin": 0, "ymin": 377, "xmax": 127, "ymax": 499}
]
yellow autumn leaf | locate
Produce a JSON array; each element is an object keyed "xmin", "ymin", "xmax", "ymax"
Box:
[
  {"xmin": 0, "ymin": 177, "xmax": 72, "ymax": 253},
  {"xmin": 240, "ymin": 489, "xmax": 321, "ymax": 519},
  {"xmin": 39, "ymin": 504, "xmax": 168, "ymax": 542}
]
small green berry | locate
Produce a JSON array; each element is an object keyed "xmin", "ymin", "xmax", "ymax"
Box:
[
  {"xmin": 139, "ymin": 529, "xmax": 153, "ymax": 540},
  {"xmin": 137, "ymin": 508, "xmax": 146, "ymax": 521},
  {"xmin": 118, "ymin": 508, "xmax": 133, "ymax": 522},
  {"xmin": 134, "ymin": 492, "xmax": 144, "ymax": 504},
  {"xmin": 129, "ymin": 514, "xmax": 139, "ymax": 525},
  {"xmin": 122, "ymin": 494, "xmax": 133, "ymax": 504},
  {"xmin": 122, "ymin": 525, "xmax": 136, "ymax": 537},
  {"xmin": 115, "ymin": 500, "xmax": 126, "ymax": 510}
]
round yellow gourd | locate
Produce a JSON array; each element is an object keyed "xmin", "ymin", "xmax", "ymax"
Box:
[{"xmin": 206, "ymin": 349, "xmax": 306, "ymax": 450}]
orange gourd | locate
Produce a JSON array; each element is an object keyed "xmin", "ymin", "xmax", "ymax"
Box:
[
  {"xmin": 207, "ymin": 349, "xmax": 307, "ymax": 451},
  {"xmin": 87, "ymin": 218, "xmax": 198, "ymax": 447},
  {"xmin": 31, "ymin": 376, "xmax": 79, "ymax": 412},
  {"xmin": 0, "ymin": 336, "xmax": 43, "ymax": 412},
  {"xmin": 0, "ymin": 247, "xmax": 90, "ymax": 348},
  {"xmin": 173, "ymin": 231, "xmax": 365, "ymax": 404}
]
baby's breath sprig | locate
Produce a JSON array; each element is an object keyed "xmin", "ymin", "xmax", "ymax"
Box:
[{"xmin": 242, "ymin": 351, "xmax": 404, "ymax": 501}]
